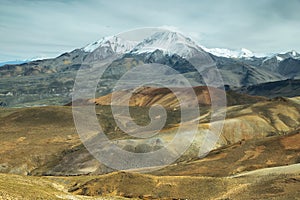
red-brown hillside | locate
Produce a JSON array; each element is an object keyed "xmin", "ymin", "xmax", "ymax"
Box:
[{"xmin": 91, "ymin": 86, "xmax": 267, "ymax": 108}]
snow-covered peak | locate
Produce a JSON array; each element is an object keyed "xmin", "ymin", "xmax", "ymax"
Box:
[
  {"xmin": 291, "ymin": 50, "xmax": 297, "ymax": 57},
  {"xmin": 130, "ymin": 31, "xmax": 204, "ymax": 58},
  {"xmin": 201, "ymin": 47, "xmax": 237, "ymax": 58},
  {"xmin": 201, "ymin": 47, "xmax": 264, "ymax": 59},
  {"xmin": 82, "ymin": 31, "xmax": 299, "ymax": 62},
  {"xmin": 239, "ymin": 48, "xmax": 254, "ymax": 58},
  {"xmin": 272, "ymin": 50, "xmax": 300, "ymax": 61},
  {"xmin": 261, "ymin": 50, "xmax": 300, "ymax": 63},
  {"xmin": 83, "ymin": 36, "xmax": 138, "ymax": 53},
  {"xmin": 285, "ymin": 50, "xmax": 300, "ymax": 58},
  {"xmin": 278, "ymin": 50, "xmax": 298, "ymax": 57}
]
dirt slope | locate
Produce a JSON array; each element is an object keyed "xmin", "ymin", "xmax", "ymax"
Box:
[
  {"xmin": 153, "ymin": 132, "xmax": 300, "ymax": 177},
  {"xmin": 0, "ymin": 97, "xmax": 299, "ymax": 176},
  {"xmin": 91, "ymin": 86, "xmax": 267, "ymax": 108}
]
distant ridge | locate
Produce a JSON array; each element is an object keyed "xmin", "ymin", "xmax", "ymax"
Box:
[{"xmin": 237, "ymin": 79, "xmax": 300, "ymax": 98}]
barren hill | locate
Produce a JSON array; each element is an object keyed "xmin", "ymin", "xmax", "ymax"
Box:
[
  {"xmin": 91, "ymin": 86, "xmax": 267, "ymax": 108},
  {"xmin": 0, "ymin": 96, "xmax": 299, "ymax": 176},
  {"xmin": 0, "ymin": 101, "xmax": 299, "ymax": 199}
]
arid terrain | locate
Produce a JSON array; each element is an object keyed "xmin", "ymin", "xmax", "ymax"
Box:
[{"xmin": 0, "ymin": 87, "xmax": 299, "ymax": 199}]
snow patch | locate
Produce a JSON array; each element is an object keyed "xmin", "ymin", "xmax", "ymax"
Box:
[
  {"xmin": 240, "ymin": 48, "xmax": 254, "ymax": 58},
  {"xmin": 276, "ymin": 55, "xmax": 284, "ymax": 61}
]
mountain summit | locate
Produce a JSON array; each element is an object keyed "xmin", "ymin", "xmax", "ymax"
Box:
[
  {"xmin": 82, "ymin": 31, "xmax": 206, "ymax": 58},
  {"xmin": 82, "ymin": 30, "xmax": 272, "ymax": 59},
  {"xmin": 130, "ymin": 31, "xmax": 205, "ymax": 58},
  {"xmin": 83, "ymin": 35, "xmax": 138, "ymax": 54}
]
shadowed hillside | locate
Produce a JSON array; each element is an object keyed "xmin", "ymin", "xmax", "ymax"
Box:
[{"xmin": 237, "ymin": 79, "xmax": 300, "ymax": 98}]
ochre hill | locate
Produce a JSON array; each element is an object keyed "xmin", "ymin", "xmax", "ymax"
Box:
[{"xmin": 91, "ymin": 86, "xmax": 267, "ymax": 108}]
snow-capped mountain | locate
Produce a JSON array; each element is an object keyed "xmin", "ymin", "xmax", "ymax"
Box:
[
  {"xmin": 130, "ymin": 31, "xmax": 205, "ymax": 58},
  {"xmin": 82, "ymin": 31, "xmax": 274, "ymax": 60},
  {"xmin": 274, "ymin": 50, "xmax": 300, "ymax": 61},
  {"xmin": 201, "ymin": 47, "xmax": 267, "ymax": 59},
  {"xmin": 258, "ymin": 49, "xmax": 300, "ymax": 78},
  {"xmin": 262, "ymin": 50, "xmax": 300, "ymax": 65},
  {"xmin": 83, "ymin": 35, "xmax": 138, "ymax": 54}
]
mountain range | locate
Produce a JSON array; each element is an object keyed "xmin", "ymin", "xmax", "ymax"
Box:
[
  {"xmin": 0, "ymin": 30, "xmax": 300, "ymax": 199},
  {"xmin": 0, "ymin": 30, "xmax": 299, "ymax": 107}
]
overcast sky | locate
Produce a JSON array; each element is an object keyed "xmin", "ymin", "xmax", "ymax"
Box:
[{"xmin": 1, "ymin": 0, "xmax": 300, "ymax": 62}]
